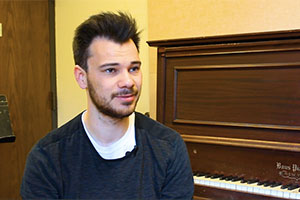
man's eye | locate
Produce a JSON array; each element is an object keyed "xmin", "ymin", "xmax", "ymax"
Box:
[
  {"xmin": 130, "ymin": 66, "xmax": 140, "ymax": 72},
  {"xmin": 105, "ymin": 68, "xmax": 116, "ymax": 73}
]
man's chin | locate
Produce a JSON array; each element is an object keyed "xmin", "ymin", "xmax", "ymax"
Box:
[
  {"xmin": 116, "ymin": 107, "xmax": 136, "ymax": 118},
  {"xmin": 107, "ymin": 110, "xmax": 134, "ymax": 119},
  {"xmin": 100, "ymin": 105, "xmax": 135, "ymax": 119},
  {"xmin": 96, "ymin": 99, "xmax": 138, "ymax": 119}
]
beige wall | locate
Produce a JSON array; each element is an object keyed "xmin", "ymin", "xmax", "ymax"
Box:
[
  {"xmin": 56, "ymin": 0, "xmax": 300, "ymax": 124},
  {"xmin": 148, "ymin": 0, "xmax": 300, "ymax": 119},
  {"xmin": 55, "ymin": 0, "xmax": 148, "ymax": 126}
]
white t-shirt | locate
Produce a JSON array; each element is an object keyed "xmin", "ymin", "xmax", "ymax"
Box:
[{"xmin": 81, "ymin": 111, "xmax": 136, "ymax": 160}]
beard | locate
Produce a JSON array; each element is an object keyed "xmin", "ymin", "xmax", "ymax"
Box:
[{"xmin": 87, "ymin": 78, "xmax": 140, "ymax": 119}]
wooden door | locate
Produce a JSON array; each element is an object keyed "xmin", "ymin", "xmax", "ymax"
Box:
[{"xmin": 0, "ymin": 0, "xmax": 55, "ymax": 199}]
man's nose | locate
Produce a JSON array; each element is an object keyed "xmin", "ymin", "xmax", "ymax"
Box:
[{"xmin": 118, "ymin": 71, "xmax": 134, "ymax": 88}]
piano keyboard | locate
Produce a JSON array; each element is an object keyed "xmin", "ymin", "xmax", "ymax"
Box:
[{"xmin": 194, "ymin": 172, "xmax": 300, "ymax": 199}]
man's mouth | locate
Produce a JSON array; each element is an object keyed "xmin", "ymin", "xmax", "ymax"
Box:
[
  {"xmin": 116, "ymin": 94, "xmax": 135, "ymax": 102},
  {"xmin": 113, "ymin": 89, "xmax": 138, "ymax": 103}
]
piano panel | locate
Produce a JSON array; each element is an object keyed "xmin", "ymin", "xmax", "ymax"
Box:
[
  {"xmin": 164, "ymin": 49, "xmax": 300, "ymax": 144},
  {"xmin": 148, "ymin": 30, "xmax": 300, "ymax": 199},
  {"xmin": 174, "ymin": 64, "xmax": 300, "ymax": 127}
]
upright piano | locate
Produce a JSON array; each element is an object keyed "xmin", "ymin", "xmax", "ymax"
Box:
[{"xmin": 148, "ymin": 30, "xmax": 300, "ymax": 200}]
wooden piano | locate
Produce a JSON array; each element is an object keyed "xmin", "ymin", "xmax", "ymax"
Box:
[{"xmin": 148, "ymin": 30, "xmax": 300, "ymax": 200}]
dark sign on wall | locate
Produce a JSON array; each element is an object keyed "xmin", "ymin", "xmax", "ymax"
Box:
[{"xmin": 0, "ymin": 95, "xmax": 15, "ymax": 142}]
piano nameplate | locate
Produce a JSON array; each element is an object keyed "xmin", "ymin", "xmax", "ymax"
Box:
[{"xmin": 277, "ymin": 162, "xmax": 300, "ymax": 181}]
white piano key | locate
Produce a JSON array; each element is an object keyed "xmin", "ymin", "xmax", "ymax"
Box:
[
  {"xmin": 193, "ymin": 175, "xmax": 300, "ymax": 199},
  {"xmin": 286, "ymin": 187, "xmax": 300, "ymax": 200}
]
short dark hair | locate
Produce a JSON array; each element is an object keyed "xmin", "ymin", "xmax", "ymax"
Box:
[{"xmin": 72, "ymin": 11, "xmax": 141, "ymax": 71}]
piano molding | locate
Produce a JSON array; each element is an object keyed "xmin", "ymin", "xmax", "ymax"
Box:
[{"xmin": 148, "ymin": 29, "xmax": 300, "ymax": 200}]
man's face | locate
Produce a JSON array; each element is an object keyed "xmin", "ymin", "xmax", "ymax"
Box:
[{"xmin": 86, "ymin": 37, "xmax": 142, "ymax": 119}]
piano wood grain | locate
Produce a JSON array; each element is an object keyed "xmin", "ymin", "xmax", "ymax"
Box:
[{"xmin": 148, "ymin": 29, "xmax": 300, "ymax": 200}]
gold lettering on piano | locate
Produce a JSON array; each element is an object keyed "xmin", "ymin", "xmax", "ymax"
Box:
[
  {"xmin": 276, "ymin": 162, "xmax": 300, "ymax": 181},
  {"xmin": 277, "ymin": 162, "xmax": 291, "ymax": 170},
  {"xmin": 293, "ymin": 164, "xmax": 300, "ymax": 172}
]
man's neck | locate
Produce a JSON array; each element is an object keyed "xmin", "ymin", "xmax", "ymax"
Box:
[{"xmin": 83, "ymin": 108, "xmax": 130, "ymax": 146}]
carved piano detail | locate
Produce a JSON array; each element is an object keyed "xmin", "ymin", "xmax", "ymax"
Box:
[{"xmin": 148, "ymin": 30, "xmax": 300, "ymax": 200}]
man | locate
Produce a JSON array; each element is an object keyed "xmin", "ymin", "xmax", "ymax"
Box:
[{"xmin": 21, "ymin": 11, "xmax": 194, "ymax": 199}]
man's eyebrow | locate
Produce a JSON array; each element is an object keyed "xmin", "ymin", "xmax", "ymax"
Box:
[
  {"xmin": 99, "ymin": 61, "xmax": 141, "ymax": 68},
  {"xmin": 131, "ymin": 61, "xmax": 142, "ymax": 65},
  {"xmin": 99, "ymin": 63, "xmax": 119, "ymax": 68}
]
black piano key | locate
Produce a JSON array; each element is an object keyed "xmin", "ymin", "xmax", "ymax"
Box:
[
  {"xmin": 263, "ymin": 181, "xmax": 274, "ymax": 187},
  {"xmin": 220, "ymin": 175, "xmax": 233, "ymax": 180},
  {"xmin": 240, "ymin": 179, "xmax": 247, "ymax": 183},
  {"xmin": 220, "ymin": 176, "xmax": 233, "ymax": 181},
  {"xmin": 205, "ymin": 174, "xmax": 212, "ymax": 178},
  {"xmin": 288, "ymin": 184, "xmax": 300, "ymax": 190},
  {"xmin": 225, "ymin": 176, "xmax": 234, "ymax": 181},
  {"xmin": 281, "ymin": 185, "xmax": 288, "ymax": 189},
  {"xmin": 231, "ymin": 176, "xmax": 243, "ymax": 182},
  {"xmin": 281, "ymin": 184, "xmax": 293, "ymax": 189},
  {"xmin": 270, "ymin": 182, "xmax": 282, "ymax": 188},
  {"xmin": 229, "ymin": 176, "xmax": 240, "ymax": 182},
  {"xmin": 194, "ymin": 171, "xmax": 206, "ymax": 177},
  {"xmin": 257, "ymin": 181, "xmax": 269, "ymax": 186},
  {"xmin": 211, "ymin": 174, "xmax": 223, "ymax": 179},
  {"xmin": 247, "ymin": 179, "xmax": 259, "ymax": 184}
]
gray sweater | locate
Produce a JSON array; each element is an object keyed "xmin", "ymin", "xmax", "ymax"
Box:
[{"xmin": 21, "ymin": 112, "xmax": 194, "ymax": 199}]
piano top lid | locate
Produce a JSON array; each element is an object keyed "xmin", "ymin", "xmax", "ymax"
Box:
[{"xmin": 147, "ymin": 29, "xmax": 300, "ymax": 48}]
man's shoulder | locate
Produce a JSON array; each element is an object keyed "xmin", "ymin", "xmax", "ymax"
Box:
[
  {"xmin": 36, "ymin": 112, "xmax": 84, "ymax": 149},
  {"xmin": 135, "ymin": 112, "xmax": 181, "ymax": 144}
]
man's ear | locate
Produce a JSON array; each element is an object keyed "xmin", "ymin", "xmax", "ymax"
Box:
[{"xmin": 74, "ymin": 65, "xmax": 87, "ymax": 89}]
